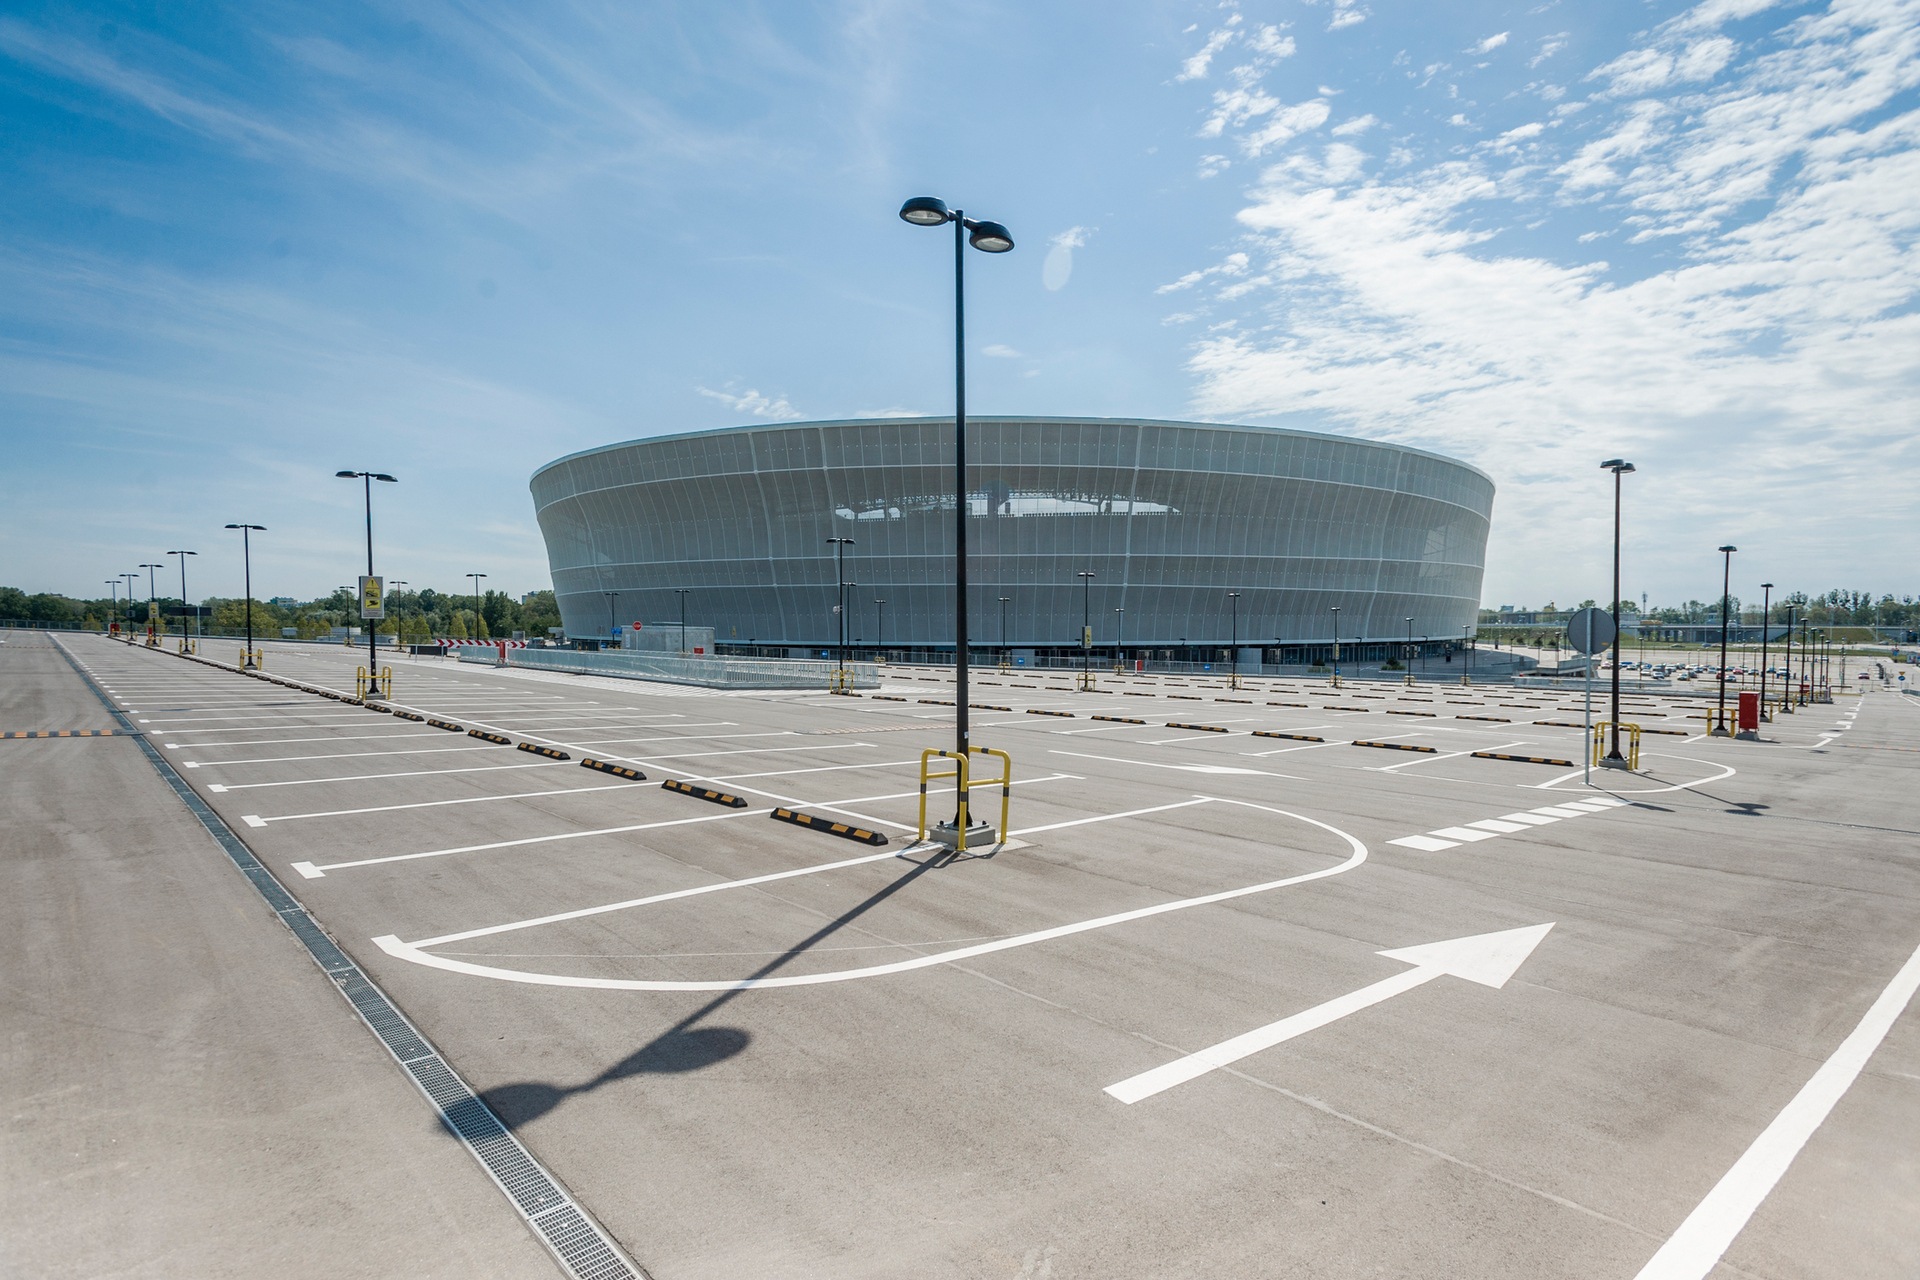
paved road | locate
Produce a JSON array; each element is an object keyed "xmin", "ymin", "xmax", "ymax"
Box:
[
  {"xmin": 0, "ymin": 633, "xmax": 555, "ymax": 1279},
  {"xmin": 19, "ymin": 633, "xmax": 1920, "ymax": 1278}
]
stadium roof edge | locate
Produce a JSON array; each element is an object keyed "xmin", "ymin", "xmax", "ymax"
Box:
[{"xmin": 529, "ymin": 417, "xmax": 1494, "ymax": 489}]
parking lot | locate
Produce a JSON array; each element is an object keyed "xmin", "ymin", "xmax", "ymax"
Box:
[{"xmin": 16, "ymin": 633, "xmax": 1920, "ymax": 1278}]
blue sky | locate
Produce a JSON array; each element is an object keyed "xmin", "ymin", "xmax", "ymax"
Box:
[{"xmin": 2, "ymin": 0, "xmax": 1915, "ymax": 610}]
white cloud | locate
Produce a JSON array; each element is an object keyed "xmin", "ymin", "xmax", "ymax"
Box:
[
  {"xmin": 696, "ymin": 385, "xmax": 801, "ymax": 420},
  {"xmin": 1329, "ymin": 0, "xmax": 1368, "ymax": 31},
  {"xmin": 1198, "ymin": 153, "xmax": 1232, "ymax": 178},
  {"xmin": 1176, "ymin": 26, "xmax": 1237, "ymax": 82},
  {"xmin": 1156, "ymin": 251, "xmax": 1250, "ymax": 294},
  {"xmin": 981, "ymin": 343, "xmax": 1021, "ymax": 358},
  {"xmin": 1178, "ymin": 0, "xmax": 1920, "ymax": 600},
  {"xmin": 1474, "ymin": 32, "xmax": 1511, "ymax": 54},
  {"xmin": 1331, "ymin": 113, "xmax": 1379, "ymax": 136},
  {"xmin": 1243, "ymin": 100, "xmax": 1333, "ymax": 156},
  {"xmin": 1531, "ymin": 34, "xmax": 1570, "ymax": 68},
  {"xmin": 853, "ymin": 407, "xmax": 924, "ymax": 418}
]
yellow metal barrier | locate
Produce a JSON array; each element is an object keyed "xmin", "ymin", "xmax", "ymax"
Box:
[
  {"xmin": 355, "ymin": 666, "xmax": 393, "ymax": 700},
  {"xmin": 1592, "ymin": 721, "xmax": 1642, "ymax": 770},
  {"xmin": 1076, "ymin": 669, "xmax": 1098, "ymax": 691},
  {"xmin": 916, "ymin": 746, "xmax": 1013, "ymax": 854},
  {"xmin": 239, "ymin": 647, "xmax": 264, "ymax": 669},
  {"xmin": 828, "ymin": 667, "xmax": 853, "ymax": 693}
]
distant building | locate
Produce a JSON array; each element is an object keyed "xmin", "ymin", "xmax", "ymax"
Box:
[{"xmin": 270, "ymin": 597, "xmax": 298, "ymax": 608}]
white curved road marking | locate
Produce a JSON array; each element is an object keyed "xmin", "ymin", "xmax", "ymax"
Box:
[{"xmin": 373, "ymin": 797, "xmax": 1367, "ymax": 992}]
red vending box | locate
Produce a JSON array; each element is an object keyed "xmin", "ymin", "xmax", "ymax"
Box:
[{"xmin": 1738, "ymin": 690, "xmax": 1760, "ymax": 731}]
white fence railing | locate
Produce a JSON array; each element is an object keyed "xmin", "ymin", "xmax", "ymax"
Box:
[{"xmin": 468, "ymin": 646, "xmax": 880, "ymax": 690}]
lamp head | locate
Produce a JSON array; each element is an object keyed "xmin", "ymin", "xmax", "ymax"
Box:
[
  {"xmin": 966, "ymin": 219, "xmax": 1014, "ymax": 253},
  {"xmin": 1761, "ymin": 581, "xmax": 1773, "ymax": 590},
  {"xmin": 899, "ymin": 196, "xmax": 951, "ymax": 226},
  {"xmin": 1719, "ymin": 544, "xmax": 1737, "ymax": 554},
  {"xmin": 373, "ymin": 473, "xmax": 397, "ymax": 483},
  {"xmin": 1601, "ymin": 459, "xmax": 1635, "ymax": 473},
  {"xmin": 336, "ymin": 470, "xmax": 358, "ymax": 478}
]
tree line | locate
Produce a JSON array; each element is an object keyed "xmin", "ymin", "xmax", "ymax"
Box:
[{"xmin": 0, "ymin": 585, "xmax": 561, "ymax": 641}]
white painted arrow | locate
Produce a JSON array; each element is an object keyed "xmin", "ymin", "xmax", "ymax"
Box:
[{"xmin": 1104, "ymin": 923, "xmax": 1555, "ymax": 1104}]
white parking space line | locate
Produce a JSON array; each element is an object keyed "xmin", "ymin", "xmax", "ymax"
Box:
[
  {"xmin": 1389, "ymin": 796, "xmax": 1629, "ymax": 852},
  {"xmin": 1633, "ymin": 938, "xmax": 1920, "ymax": 1280},
  {"xmin": 241, "ymin": 779, "xmax": 651, "ymax": 824},
  {"xmin": 183, "ymin": 744, "xmax": 505, "ymax": 768},
  {"xmin": 162, "ymin": 731, "xmax": 439, "ymax": 748},
  {"xmin": 1009, "ymin": 798, "xmax": 1211, "ymax": 837},
  {"xmin": 1050, "ymin": 749, "xmax": 1299, "ymax": 778},
  {"xmin": 1369, "ymin": 739, "xmax": 1532, "ymax": 773},
  {"xmin": 708, "ymin": 758, "xmax": 921, "ymax": 782}
]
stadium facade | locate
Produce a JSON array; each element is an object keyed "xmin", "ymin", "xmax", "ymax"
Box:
[{"xmin": 529, "ymin": 417, "xmax": 1493, "ymax": 660}]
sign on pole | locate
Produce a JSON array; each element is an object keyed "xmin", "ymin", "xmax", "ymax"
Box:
[
  {"xmin": 359, "ymin": 575, "xmax": 384, "ymax": 620},
  {"xmin": 1566, "ymin": 607, "xmax": 1615, "ymax": 654}
]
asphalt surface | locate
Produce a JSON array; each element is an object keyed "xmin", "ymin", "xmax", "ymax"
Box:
[
  {"xmin": 0, "ymin": 633, "xmax": 555, "ymax": 1280},
  {"xmin": 15, "ymin": 632, "xmax": 1919, "ymax": 1278}
]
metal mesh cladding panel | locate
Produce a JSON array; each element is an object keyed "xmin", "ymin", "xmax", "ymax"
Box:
[{"xmin": 531, "ymin": 417, "xmax": 1494, "ymax": 650}]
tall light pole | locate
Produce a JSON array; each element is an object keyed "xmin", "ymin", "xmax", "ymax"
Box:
[
  {"xmin": 1759, "ymin": 582, "xmax": 1773, "ymax": 717},
  {"xmin": 675, "ymin": 587, "xmax": 692, "ymax": 655},
  {"xmin": 1078, "ymin": 570, "xmax": 1096, "ymax": 686},
  {"xmin": 336, "ymin": 469, "xmax": 396, "ymax": 686},
  {"xmin": 1716, "ymin": 545, "xmax": 1737, "ymax": 730},
  {"xmin": 165, "ymin": 550, "xmax": 197, "ymax": 647},
  {"xmin": 899, "ymin": 194, "xmax": 1014, "ymax": 793},
  {"xmin": 999, "ymin": 596, "xmax": 1011, "ymax": 664},
  {"xmin": 1405, "ymin": 617, "xmax": 1414, "ymax": 681},
  {"xmin": 104, "ymin": 580, "xmax": 119, "ymax": 632},
  {"xmin": 1601, "ymin": 460, "xmax": 1635, "ymax": 761},
  {"xmin": 874, "ymin": 598, "xmax": 886, "ymax": 658},
  {"xmin": 826, "ymin": 536, "xmax": 854, "ymax": 674},
  {"xmin": 1782, "ymin": 603, "xmax": 1796, "ymax": 712},
  {"xmin": 1114, "ymin": 606, "xmax": 1125, "ymax": 672},
  {"xmin": 224, "ymin": 524, "xmax": 266, "ymax": 667},
  {"xmin": 1227, "ymin": 591, "xmax": 1241, "ymax": 688},
  {"xmin": 603, "ymin": 591, "xmax": 619, "ymax": 646},
  {"xmin": 122, "ymin": 573, "xmax": 140, "ymax": 631},
  {"xmin": 468, "ymin": 573, "xmax": 488, "ymax": 646},
  {"xmin": 140, "ymin": 563, "xmax": 163, "ymax": 642},
  {"xmin": 1329, "ymin": 605, "xmax": 1341, "ymax": 681}
]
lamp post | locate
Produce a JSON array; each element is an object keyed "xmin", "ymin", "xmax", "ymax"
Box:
[
  {"xmin": 1329, "ymin": 605, "xmax": 1341, "ymax": 681},
  {"xmin": 140, "ymin": 563, "xmax": 163, "ymax": 641},
  {"xmin": 1716, "ymin": 545, "xmax": 1737, "ymax": 731},
  {"xmin": 826, "ymin": 536, "xmax": 854, "ymax": 675},
  {"xmin": 899, "ymin": 194, "xmax": 1014, "ymax": 803},
  {"xmin": 1600, "ymin": 460, "xmax": 1635, "ymax": 761},
  {"xmin": 874, "ymin": 598, "xmax": 886, "ymax": 658},
  {"xmin": 223, "ymin": 523, "xmax": 266, "ymax": 667},
  {"xmin": 1782, "ymin": 603, "xmax": 1796, "ymax": 712},
  {"xmin": 999, "ymin": 596, "xmax": 1011, "ymax": 665},
  {"xmin": 165, "ymin": 550, "xmax": 197, "ymax": 647},
  {"xmin": 336, "ymin": 469, "xmax": 396, "ymax": 687},
  {"xmin": 1114, "ymin": 606, "xmax": 1125, "ymax": 673},
  {"xmin": 104, "ymin": 580, "xmax": 119, "ymax": 632},
  {"xmin": 675, "ymin": 587, "xmax": 692, "ymax": 655},
  {"xmin": 122, "ymin": 573, "xmax": 140, "ymax": 631},
  {"xmin": 603, "ymin": 591, "xmax": 619, "ymax": 646},
  {"xmin": 468, "ymin": 573, "xmax": 488, "ymax": 646},
  {"xmin": 1078, "ymin": 570, "xmax": 1096, "ymax": 686},
  {"xmin": 1759, "ymin": 582, "xmax": 1773, "ymax": 718},
  {"xmin": 1227, "ymin": 591, "xmax": 1241, "ymax": 688},
  {"xmin": 1405, "ymin": 616, "xmax": 1414, "ymax": 681}
]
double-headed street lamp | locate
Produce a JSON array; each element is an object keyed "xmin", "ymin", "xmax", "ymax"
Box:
[
  {"xmin": 1600, "ymin": 460, "xmax": 1635, "ymax": 763},
  {"xmin": 1329, "ymin": 605, "xmax": 1341, "ymax": 680},
  {"xmin": 1716, "ymin": 545, "xmax": 1737, "ymax": 730},
  {"xmin": 900, "ymin": 194, "xmax": 1013, "ymax": 790},
  {"xmin": 336, "ymin": 469, "xmax": 396, "ymax": 687},
  {"xmin": 165, "ymin": 550, "xmax": 197, "ymax": 646},
  {"xmin": 1114, "ymin": 606, "xmax": 1125, "ymax": 672},
  {"xmin": 121, "ymin": 573, "xmax": 140, "ymax": 630},
  {"xmin": 675, "ymin": 587, "xmax": 692, "ymax": 655},
  {"xmin": 389, "ymin": 579, "xmax": 409, "ymax": 646},
  {"xmin": 224, "ymin": 523, "xmax": 266, "ymax": 667},
  {"xmin": 1759, "ymin": 582, "xmax": 1774, "ymax": 716},
  {"xmin": 104, "ymin": 580, "xmax": 120, "ymax": 630},
  {"xmin": 469, "ymin": 573, "xmax": 488, "ymax": 644},
  {"xmin": 826, "ymin": 536, "xmax": 855, "ymax": 674},
  {"xmin": 140, "ymin": 563, "xmax": 163, "ymax": 640}
]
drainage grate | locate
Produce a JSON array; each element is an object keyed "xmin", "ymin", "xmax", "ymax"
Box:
[{"xmin": 52, "ymin": 637, "xmax": 647, "ymax": 1280}]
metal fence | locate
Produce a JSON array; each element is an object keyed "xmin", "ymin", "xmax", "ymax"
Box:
[{"xmin": 472, "ymin": 646, "xmax": 880, "ymax": 690}]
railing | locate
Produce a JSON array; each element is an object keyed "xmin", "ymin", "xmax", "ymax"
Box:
[
  {"xmin": 917, "ymin": 746, "xmax": 1012, "ymax": 854},
  {"xmin": 499, "ymin": 647, "xmax": 880, "ymax": 690},
  {"xmin": 1592, "ymin": 722, "xmax": 1642, "ymax": 770}
]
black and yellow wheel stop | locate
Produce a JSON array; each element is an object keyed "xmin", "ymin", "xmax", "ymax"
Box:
[{"xmin": 771, "ymin": 807, "xmax": 888, "ymax": 847}]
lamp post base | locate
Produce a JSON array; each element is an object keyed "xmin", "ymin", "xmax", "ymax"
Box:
[
  {"xmin": 928, "ymin": 819, "xmax": 997, "ymax": 851},
  {"xmin": 1598, "ymin": 755, "xmax": 1633, "ymax": 771}
]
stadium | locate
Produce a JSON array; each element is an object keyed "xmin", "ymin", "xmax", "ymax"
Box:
[{"xmin": 529, "ymin": 417, "xmax": 1493, "ymax": 662}]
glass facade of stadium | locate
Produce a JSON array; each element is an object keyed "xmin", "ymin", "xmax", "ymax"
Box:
[{"xmin": 530, "ymin": 417, "xmax": 1493, "ymax": 662}]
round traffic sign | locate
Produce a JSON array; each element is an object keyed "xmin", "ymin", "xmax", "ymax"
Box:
[{"xmin": 1566, "ymin": 607, "xmax": 1616, "ymax": 655}]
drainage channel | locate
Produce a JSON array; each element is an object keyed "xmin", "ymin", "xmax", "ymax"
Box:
[{"xmin": 55, "ymin": 638, "xmax": 646, "ymax": 1280}]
